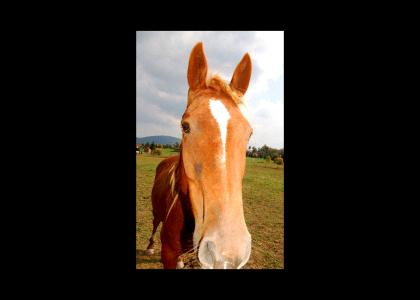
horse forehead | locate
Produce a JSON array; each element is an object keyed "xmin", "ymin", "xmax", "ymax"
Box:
[
  {"xmin": 209, "ymin": 98, "xmax": 231, "ymax": 122},
  {"xmin": 186, "ymin": 96, "xmax": 246, "ymax": 129}
]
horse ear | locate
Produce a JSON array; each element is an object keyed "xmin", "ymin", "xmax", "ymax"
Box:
[
  {"xmin": 187, "ymin": 42, "xmax": 208, "ymax": 90},
  {"xmin": 230, "ymin": 53, "xmax": 252, "ymax": 95}
]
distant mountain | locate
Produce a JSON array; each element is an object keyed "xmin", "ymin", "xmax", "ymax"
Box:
[{"xmin": 136, "ymin": 135, "xmax": 181, "ymax": 145}]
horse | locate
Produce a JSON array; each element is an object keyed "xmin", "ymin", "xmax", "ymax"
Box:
[{"xmin": 145, "ymin": 42, "xmax": 253, "ymax": 269}]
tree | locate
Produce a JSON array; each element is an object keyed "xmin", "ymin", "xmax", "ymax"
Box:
[
  {"xmin": 249, "ymin": 146, "xmax": 257, "ymax": 157},
  {"xmin": 259, "ymin": 144, "xmax": 270, "ymax": 159},
  {"xmin": 173, "ymin": 142, "xmax": 180, "ymax": 152},
  {"xmin": 274, "ymin": 156, "xmax": 283, "ymax": 165},
  {"xmin": 269, "ymin": 148, "xmax": 280, "ymax": 161}
]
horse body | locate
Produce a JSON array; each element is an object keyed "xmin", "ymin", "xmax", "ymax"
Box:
[
  {"xmin": 146, "ymin": 154, "xmax": 194, "ymax": 268},
  {"xmin": 146, "ymin": 42, "xmax": 253, "ymax": 269}
]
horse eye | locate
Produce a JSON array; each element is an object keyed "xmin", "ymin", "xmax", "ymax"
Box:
[{"xmin": 181, "ymin": 122, "xmax": 191, "ymax": 134}]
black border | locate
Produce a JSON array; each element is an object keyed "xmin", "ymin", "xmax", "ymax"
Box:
[
  {"xmin": 28, "ymin": 25, "xmax": 347, "ymax": 284},
  {"xmin": 16, "ymin": 11, "xmax": 407, "ymax": 288}
]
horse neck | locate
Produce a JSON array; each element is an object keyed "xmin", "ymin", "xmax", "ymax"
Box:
[
  {"xmin": 176, "ymin": 147, "xmax": 195, "ymax": 241},
  {"xmin": 176, "ymin": 147, "xmax": 188, "ymax": 197}
]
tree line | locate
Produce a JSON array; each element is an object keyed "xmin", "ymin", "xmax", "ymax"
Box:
[
  {"xmin": 247, "ymin": 145, "xmax": 284, "ymax": 164},
  {"xmin": 137, "ymin": 142, "xmax": 284, "ymax": 164},
  {"xmin": 136, "ymin": 142, "xmax": 181, "ymax": 156}
]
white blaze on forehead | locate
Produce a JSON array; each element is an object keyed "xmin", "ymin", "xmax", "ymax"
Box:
[{"xmin": 209, "ymin": 99, "xmax": 231, "ymax": 163}]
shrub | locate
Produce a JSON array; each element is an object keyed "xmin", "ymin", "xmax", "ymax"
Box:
[
  {"xmin": 274, "ymin": 156, "xmax": 283, "ymax": 165},
  {"xmin": 152, "ymin": 149, "xmax": 162, "ymax": 156}
]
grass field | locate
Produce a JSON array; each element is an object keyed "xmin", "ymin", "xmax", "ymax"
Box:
[{"xmin": 136, "ymin": 148, "xmax": 284, "ymax": 269}]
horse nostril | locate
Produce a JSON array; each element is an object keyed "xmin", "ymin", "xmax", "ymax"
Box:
[{"xmin": 198, "ymin": 240, "xmax": 216, "ymax": 269}]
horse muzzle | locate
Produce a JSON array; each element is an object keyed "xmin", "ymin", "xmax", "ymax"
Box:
[{"xmin": 197, "ymin": 235, "xmax": 251, "ymax": 269}]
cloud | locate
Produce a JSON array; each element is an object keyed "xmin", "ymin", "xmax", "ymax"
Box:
[
  {"xmin": 248, "ymin": 98, "xmax": 284, "ymax": 149},
  {"xmin": 242, "ymin": 31, "xmax": 284, "ymax": 102},
  {"xmin": 136, "ymin": 102, "xmax": 181, "ymax": 138},
  {"xmin": 137, "ymin": 31, "xmax": 283, "ymax": 149}
]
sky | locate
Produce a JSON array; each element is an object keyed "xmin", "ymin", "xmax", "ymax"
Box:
[{"xmin": 136, "ymin": 31, "xmax": 284, "ymax": 149}]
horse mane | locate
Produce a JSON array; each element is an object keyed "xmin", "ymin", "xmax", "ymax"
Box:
[
  {"xmin": 165, "ymin": 157, "xmax": 180, "ymax": 221},
  {"xmin": 206, "ymin": 74, "xmax": 245, "ymax": 106},
  {"xmin": 165, "ymin": 145, "xmax": 189, "ymax": 222},
  {"xmin": 188, "ymin": 74, "xmax": 246, "ymax": 108},
  {"xmin": 167, "ymin": 146, "xmax": 200, "ymax": 267}
]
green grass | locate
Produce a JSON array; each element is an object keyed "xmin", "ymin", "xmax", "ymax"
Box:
[
  {"xmin": 141, "ymin": 147, "xmax": 180, "ymax": 157},
  {"xmin": 136, "ymin": 153, "xmax": 284, "ymax": 269}
]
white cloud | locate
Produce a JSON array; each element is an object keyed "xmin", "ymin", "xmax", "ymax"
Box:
[
  {"xmin": 245, "ymin": 31, "xmax": 284, "ymax": 102},
  {"xmin": 242, "ymin": 31, "xmax": 284, "ymax": 149},
  {"xmin": 137, "ymin": 103, "xmax": 181, "ymax": 138},
  {"xmin": 248, "ymin": 98, "xmax": 284, "ymax": 149}
]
